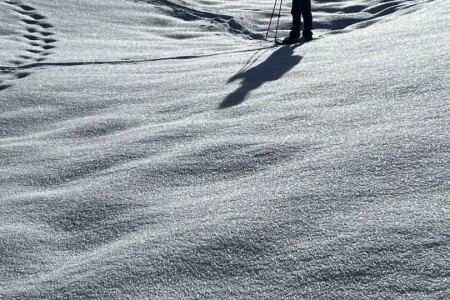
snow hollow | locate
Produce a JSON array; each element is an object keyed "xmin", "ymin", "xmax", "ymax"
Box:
[{"xmin": 0, "ymin": 0, "xmax": 449, "ymax": 298}]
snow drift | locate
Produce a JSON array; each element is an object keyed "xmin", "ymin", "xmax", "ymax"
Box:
[{"xmin": 1, "ymin": 0, "xmax": 449, "ymax": 298}]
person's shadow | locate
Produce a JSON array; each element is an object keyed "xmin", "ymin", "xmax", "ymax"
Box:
[{"xmin": 219, "ymin": 44, "xmax": 303, "ymax": 109}]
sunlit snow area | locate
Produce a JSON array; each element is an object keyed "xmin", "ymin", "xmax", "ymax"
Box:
[{"xmin": 1, "ymin": 0, "xmax": 449, "ymax": 298}]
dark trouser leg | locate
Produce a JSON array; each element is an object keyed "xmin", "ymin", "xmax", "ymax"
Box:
[
  {"xmin": 291, "ymin": 0, "xmax": 312, "ymax": 32},
  {"xmin": 291, "ymin": 0, "xmax": 302, "ymax": 32},
  {"xmin": 301, "ymin": 0, "xmax": 312, "ymax": 32}
]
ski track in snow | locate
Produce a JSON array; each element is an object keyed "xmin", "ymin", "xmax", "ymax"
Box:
[
  {"xmin": 133, "ymin": 0, "xmax": 431, "ymax": 40},
  {"xmin": 0, "ymin": 0, "xmax": 449, "ymax": 299}
]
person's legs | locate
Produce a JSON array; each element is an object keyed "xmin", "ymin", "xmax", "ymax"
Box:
[{"xmin": 284, "ymin": 0, "xmax": 312, "ymax": 43}]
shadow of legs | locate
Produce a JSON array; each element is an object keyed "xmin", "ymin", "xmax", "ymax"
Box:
[{"xmin": 220, "ymin": 45, "xmax": 302, "ymax": 109}]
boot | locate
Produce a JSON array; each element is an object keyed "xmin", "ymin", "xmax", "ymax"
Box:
[
  {"xmin": 282, "ymin": 30, "xmax": 300, "ymax": 44},
  {"xmin": 302, "ymin": 30, "xmax": 313, "ymax": 42}
]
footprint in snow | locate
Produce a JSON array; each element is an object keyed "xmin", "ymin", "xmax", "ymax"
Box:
[{"xmin": 1, "ymin": 0, "xmax": 57, "ymax": 91}]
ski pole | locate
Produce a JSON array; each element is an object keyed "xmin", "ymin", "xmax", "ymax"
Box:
[
  {"xmin": 274, "ymin": 0, "xmax": 283, "ymax": 40},
  {"xmin": 266, "ymin": 0, "xmax": 278, "ymax": 39}
]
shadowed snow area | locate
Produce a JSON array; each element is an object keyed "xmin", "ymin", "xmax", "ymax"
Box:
[{"xmin": 1, "ymin": 0, "xmax": 449, "ymax": 299}]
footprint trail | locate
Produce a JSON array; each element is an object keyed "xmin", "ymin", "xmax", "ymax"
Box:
[{"xmin": 0, "ymin": 0, "xmax": 57, "ymax": 90}]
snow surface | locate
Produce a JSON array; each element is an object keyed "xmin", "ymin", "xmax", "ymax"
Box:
[{"xmin": 1, "ymin": 0, "xmax": 449, "ymax": 298}]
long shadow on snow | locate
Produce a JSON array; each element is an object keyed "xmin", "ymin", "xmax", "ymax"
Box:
[{"xmin": 220, "ymin": 44, "xmax": 302, "ymax": 109}]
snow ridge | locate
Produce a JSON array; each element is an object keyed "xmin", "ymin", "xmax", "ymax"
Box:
[
  {"xmin": 313, "ymin": 0, "xmax": 431, "ymax": 33},
  {"xmin": 135, "ymin": 0, "xmax": 265, "ymax": 39}
]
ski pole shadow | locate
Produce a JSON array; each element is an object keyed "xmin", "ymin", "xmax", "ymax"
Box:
[{"xmin": 219, "ymin": 44, "xmax": 303, "ymax": 109}]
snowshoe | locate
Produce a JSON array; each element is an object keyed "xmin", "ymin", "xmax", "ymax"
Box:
[{"xmin": 281, "ymin": 30, "xmax": 301, "ymax": 44}]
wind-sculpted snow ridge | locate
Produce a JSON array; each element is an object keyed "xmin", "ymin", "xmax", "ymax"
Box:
[
  {"xmin": 131, "ymin": 0, "xmax": 434, "ymax": 41},
  {"xmin": 312, "ymin": 0, "xmax": 434, "ymax": 34},
  {"xmin": 0, "ymin": 0, "xmax": 56, "ymax": 91},
  {"xmin": 134, "ymin": 0, "xmax": 265, "ymax": 40}
]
